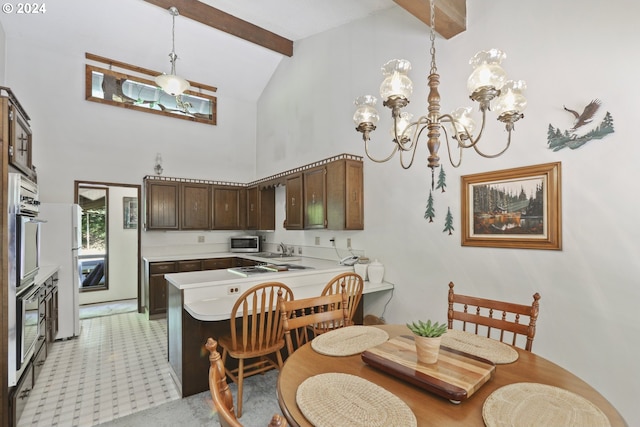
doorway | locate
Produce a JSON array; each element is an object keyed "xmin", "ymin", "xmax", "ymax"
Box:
[{"xmin": 74, "ymin": 180, "xmax": 142, "ymax": 312}]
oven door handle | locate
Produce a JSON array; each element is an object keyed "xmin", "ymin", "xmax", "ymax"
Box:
[
  {"xmin": 18, "ymin": 283, "xmax": 40, "ymax": 300},
  {"xmin": 26, "ymin": 218, "xmax": 47, "ymax": 224}
]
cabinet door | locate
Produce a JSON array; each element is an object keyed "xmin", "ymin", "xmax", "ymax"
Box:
[
  {"xmin": 178, "ymin": 260, "xmax": 202, "ymax": 272},
  {"xmin": 285, "ymin": 174, "xmax": 304, "ymax": 230},
  {"xmin": 148, "ymin": 262, "xmax": 177, "ymax": 316},
  {"xmin": 202, "ymin": 258, "xmax": 234, "ymax": 270},
  {"xmin": 246, "ymin": 186, "xmax": 259, "ymax": 230},
  {"xmin": 8, "ymin": 103, "xmax": 33, "ymax": 176},
  {"xmin": 247, "ymin": 186, "xmax": 275, "ymax": 230},
  {"xmin": 326, "ymin": 159, "xmax": 364, "ymax": 230},
  {"xmin": 304, "ymin": 166, "xmax": 327, "ymax": 229},
  {"xmin": 181, "ymin": 183, "xmax": 211, "ymax": 230},
  {"xmin": 212, "ymin": 187, "xmax": 241, "ymax": 229},
  {"xmin": 345, "ymin": 160, "xmax": 364, "ymax": 229},
  {"xmin": 149, "ymin": 275, "xmax": 168, "ymax": 315},
  {"xmin": 146, "ymin": 180, "xmax": 179, "ymax": 230},
  {"xmin": 259, "ymin": 187, "xmax": 276, "ymax": 230}
]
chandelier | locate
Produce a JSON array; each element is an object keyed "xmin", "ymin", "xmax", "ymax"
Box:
[
  {"xmin": 155, "ymin": 6, "xmax": 190, "ymax": 96},
  {"xmin": 353, "ymin": 0, "xmax": 527, "ymax": 179}
]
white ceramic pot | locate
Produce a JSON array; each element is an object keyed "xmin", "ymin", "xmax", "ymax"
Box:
[
  {"xmin": 367, "ymin": 259, "xmax": 384, "ymax": 284},
  {"xmin": 354, "ymin": 263, "xmax": 368, "ymax": 281}
]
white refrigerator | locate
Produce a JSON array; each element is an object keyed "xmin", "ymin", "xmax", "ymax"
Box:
[{"xmin": 39, "ymin": 203, "xmax": 82, "ymax": 339}]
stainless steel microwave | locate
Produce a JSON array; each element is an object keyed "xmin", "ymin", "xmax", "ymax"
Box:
[{"xmin": 230, "ymin": 235, "xmax": 260, "ymax": 253}]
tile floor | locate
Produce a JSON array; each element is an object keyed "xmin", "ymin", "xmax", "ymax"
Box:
[{"xmin": 18, "ymin": 311, "xmax": 181, "ymax": 427}]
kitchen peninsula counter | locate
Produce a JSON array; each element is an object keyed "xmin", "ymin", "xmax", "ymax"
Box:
[{"xmin": 160, "ymin": 253, "xmax": 394, "ymax": 397}]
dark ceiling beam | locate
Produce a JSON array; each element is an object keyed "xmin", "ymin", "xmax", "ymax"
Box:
[
  {"xmin": 143, "ymin": 0, "xmax": 294, "ymax": 57},
  {"xmin": 393, "ymin": 0, "xmax": 466, "ymax": 39}
]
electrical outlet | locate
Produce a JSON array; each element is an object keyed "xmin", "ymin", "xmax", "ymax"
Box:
[
  {"xmin": 347, "ymin": 238, "xmax": 352, "ymax": 249},
  {"xmin": 197, "ymin": 235, "xmax": 205, "ymax": 243},
  {"xmin": 315, "ymin": 236, "xmax": 320, "ymax": 245},
  {"xmin": 227, "ymin": 286, "xmax": 240, "ymax": 295}
]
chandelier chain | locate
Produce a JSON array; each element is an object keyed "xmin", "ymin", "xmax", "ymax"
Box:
[{"xmin": 429, "ymin": 0, "xmax": 437, "ymax": 75}]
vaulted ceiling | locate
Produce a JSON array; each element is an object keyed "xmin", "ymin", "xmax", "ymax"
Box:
[
  {"xmin": 0, "ymin": 0, "xmax": 466, "ymax": 104},
  {"xmin": 143, "ymin": 0, "xmax": 466, "ymax": 56}
]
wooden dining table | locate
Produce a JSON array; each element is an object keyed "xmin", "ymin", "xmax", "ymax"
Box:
[{"xmin": 276, "ymin": 324, "xmax": 627, "ymax": 426}]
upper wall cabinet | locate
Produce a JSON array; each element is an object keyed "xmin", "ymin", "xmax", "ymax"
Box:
[
  {"xmin": 284, "ymin": 156, "xmax": 364, "ymax": 230},
  {"xmin": 327, "ymin": 159, "xmax": 364, "ymax": 230},
  {"xmin": 145, "ymin": 180, "xmax": 179, "ymax": 230},
  {"xmin": 304, "ymin": 166, "xmax": 327, "ymax": 229},
  {"xmin": 144, "ymin": 154, "xmax": 363, "ymax": 232},
  {"xmin": 2, "ymin": 87, "xmax": 34, "ymax": 179},
  {"xmin": 247, "ymin": 186, "xmax": 275, "ymax": 231},
  {"xmin": 181, "ymin": 183, "xmax": 211, "ymax": 230},
  {"xmin": 285, "ymin": 173, "xmax": 304, "ymax": 230},
  {"xmin": 212, "ymin": 186, "xmax": 245, "ymax": 230}
]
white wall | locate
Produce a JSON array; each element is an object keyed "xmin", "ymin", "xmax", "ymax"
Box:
[
  {"xmin": 0, "ymin": 3, "xmax": 260, "ymax": 257},
  {"xmin": 257, "ymin": 0, "xmax": 639, "ymax": 424}
]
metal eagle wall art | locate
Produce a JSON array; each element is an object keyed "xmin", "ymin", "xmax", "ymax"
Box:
[{"xmin": 547, "ymin": 98, "xmax": 614, "ymax": 151}]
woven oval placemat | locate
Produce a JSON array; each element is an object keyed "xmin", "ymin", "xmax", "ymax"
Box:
[
  {"xmin": 296, "ymin": 372, "xmax": 417, "ymax": 427},
  {"xmin": 311, "ymin": 326, "xmax": 389, "ymax": 356},
  {"xmin": 483, "ymin": 382, "xmax": 611, "ymax": 427},
  {"xmin": 441, "ymin": 329, "xmax": 519, "ymax": 364}
]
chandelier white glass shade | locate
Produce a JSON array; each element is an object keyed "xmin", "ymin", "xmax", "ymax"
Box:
[
  {"xmin": 353, "ymin": 0, "xmax": 526, "ymax": 172},
  {"xmin": 155, "ymin": 6, "xmax": 190, "ymax": 96}
]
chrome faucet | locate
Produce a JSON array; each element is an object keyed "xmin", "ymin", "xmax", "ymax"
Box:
[{"xmin": 279, "ymin": 242, "xmax": 287, "ymax": 254}]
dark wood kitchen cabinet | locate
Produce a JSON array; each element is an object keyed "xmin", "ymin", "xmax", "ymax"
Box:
[
  {"xmin": 202, "ymin": 257, "xmax": 234, "ymax": 270},
  {"xmin": 246, "ymin": 186, "xmax": 275, "ymax": 231},
  {"xmin": 304, "ymin": 166, "xmax": 327, "ymax": 229},
  {"xmin": 327, "ymin": 159, "xmax": 364, "ymax": 230},
  {"xmin": 145, "ymin": 257, "xmax": 247, "ymax": 318},
  {"xmin": 285, "ymin": 173, "xmax": 304, "ymax": 230},
  {"xmin": 2, "ymin": 87, "xmax": 34, "ymax": 179},
  {"xmin": 287, "ymin": 158, "xmax": 364, "ymax": 230},
  {"xmin": 180, "ymin": 183, "xmax": 211, "ymax": 230},
  {"xmin": 212, "ymin": 186, "xmax": 245, "ymax": 230},
  {"xmin": 146, "ymin": 261, "xmax": 177, "ymax": 318},
  {"xmin": 145, "ymin": 180, "xmax": 179, "ymax": 230},
  {"xmin": 44, "ymin": 273, "xmax": 59, "ymax": 350}
]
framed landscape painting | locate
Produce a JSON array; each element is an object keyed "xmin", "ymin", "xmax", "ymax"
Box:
[{"xmin": 461, "ymin": 162, "xmax": 562, "ymax": 250}]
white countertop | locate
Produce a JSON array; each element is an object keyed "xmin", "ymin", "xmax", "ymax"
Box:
[
  {"xmin": 185, "ymin": 280, "xmax": 394, "ymax": 321},
  {"xmin": 164, "ymin": 255, "xmax": 350, "ymax": 291},
  {"xmin": 156, "ymin": 252, "xmax": 394, "ymax": 322}
]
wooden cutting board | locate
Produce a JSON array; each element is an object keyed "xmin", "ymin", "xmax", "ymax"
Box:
[{"xmin": 361, "ymin": 335, "xmax": 495, "ymax": 402}]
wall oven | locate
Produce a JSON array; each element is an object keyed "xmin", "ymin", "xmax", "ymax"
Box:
[
  {"xmin": 15, "ymin": 284, "xmax": 41, "ymax": 371},
  {"xmin": 8, "ymin": 173, "xmax": 42, "ymax": 386}
]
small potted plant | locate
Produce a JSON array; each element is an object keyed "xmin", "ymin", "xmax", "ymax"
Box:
[{"xmin": 406, "ymin": 320, "xmax": 448, "ymax": 364}]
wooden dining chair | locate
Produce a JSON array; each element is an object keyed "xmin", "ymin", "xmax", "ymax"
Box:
[
  {"xmin": 278, "ymin": 284, "xmax": 349, "ymax": 355},
  {"xmin": 218, "ymin": 282, "xmax": 294, "ymax": 418},
  {"xmin": 320, "ymin": 272, "xmax": 364, "ymax": 328},
  {"xmin": 447, "ymin": 281, "xmax": 541, "ymax": 351},
  {"xmin": 206, "ymin": 338, "xmax": 288, "ymax": 427}
]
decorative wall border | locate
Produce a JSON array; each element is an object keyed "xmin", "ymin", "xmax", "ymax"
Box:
[{"xmin": 143, "ymin": 153, "xmax": 364, "ymax": 188}]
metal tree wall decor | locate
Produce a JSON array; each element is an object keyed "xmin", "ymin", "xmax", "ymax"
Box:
[
  {"xmin": 547, "ymin": 98, "xmax": 614, "ymax": 151},
  {"xmin": 424, "ymin": 169, "xmax": 454, "ymax": 235},
  {"xmin": 425, "ymin": 190, "xmax": 435, "ymax": 222},
  {"xmin": 443, "ymin": 207, "xmax": 454, "ymax": 235}
]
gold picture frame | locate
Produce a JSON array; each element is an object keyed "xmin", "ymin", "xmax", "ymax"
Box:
[{"xmin": 461, "ymin": 162, "xmax": 562, "ymax": 250}]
